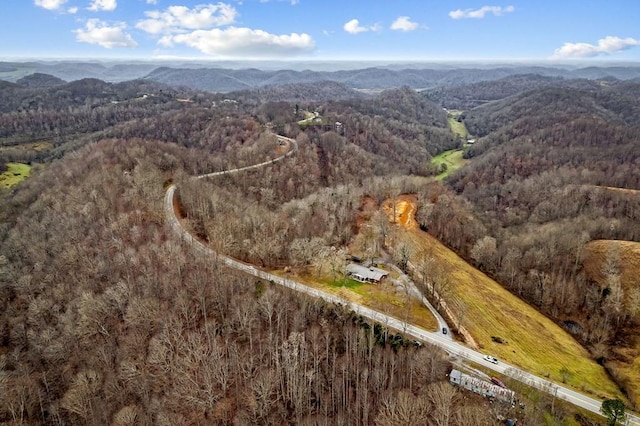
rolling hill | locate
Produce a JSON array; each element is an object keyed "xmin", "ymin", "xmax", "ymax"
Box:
[
  {"xmin": 140, "ymin": 65, "xmax": 640, "ymax": 93},
  {"xmin": 436, "ymin": 81, "xmax": 640, "ymax": 407}
]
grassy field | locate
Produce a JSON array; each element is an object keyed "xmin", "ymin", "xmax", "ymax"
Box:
[
  {"xmin": 272, "ymin": 269, "xmax": 440, "ymax": 332},
  {"xmin": 431, "ymin": 149, "xmax": 467, "ymax": 179},
  {"xmin": 446, "ymin": 109, "xmax": 469, "ymax": 139},
  {"xmin": 432, "ymin": 109, "xmax": 471, "ymax": 179},
  {"xmin": 394, "ymin": 227, "xmax": 622, "ymax": 399},
  {"xmin": 583, "ymin": 240, "xmax": 640, "ymax": 406},
  {"xmin": 0, "ymin": 162, "xmax": 31, "ymax": 188}
]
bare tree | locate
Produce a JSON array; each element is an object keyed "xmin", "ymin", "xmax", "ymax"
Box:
[
  {"xmin": 427, "ymin": 381, "xmax": 458, "ymax": 426},
  {"xmin": 375, "ymin": 390, "xmax": 431, "ymax": 426}
]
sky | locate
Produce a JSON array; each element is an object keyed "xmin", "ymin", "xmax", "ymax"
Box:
[{"xmin": 2, "ymin": 0, "xmax": 639, "ymax": 62}]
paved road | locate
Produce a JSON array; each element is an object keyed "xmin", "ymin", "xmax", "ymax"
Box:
[
  {"xmin": 373, "ymin": 258, "xmax": 452, "ymax": 340},
  {"xmin": 197, "ymin": 135, "xmax": 297, "ymax": 180},
  {"xmin": 163, "ymin": 134, "xmax": 639, "ymax": 426}
]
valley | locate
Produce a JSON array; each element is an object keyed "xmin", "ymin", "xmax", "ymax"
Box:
[{"xmin": 1, "ymin": 63, "xmax": 639, "ymax": 425}]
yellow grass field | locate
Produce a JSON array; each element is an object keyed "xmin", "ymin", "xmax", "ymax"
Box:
[
  {"xmin": 0, "ymin": 162, "xmax": 31, "ymax": 188},
  {"xmin": 384, "ymin": 198, "xmax": 623, "ymax": 401}
]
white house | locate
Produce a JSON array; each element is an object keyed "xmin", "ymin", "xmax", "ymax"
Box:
[{"xmin": 346, "ymin": 263, "xmax": 389, "ymax": 284}]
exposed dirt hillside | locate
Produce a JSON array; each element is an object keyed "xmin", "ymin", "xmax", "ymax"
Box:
[{"xmin": 382, "ymin": 194, "xmax": 419, "ymax": 230}]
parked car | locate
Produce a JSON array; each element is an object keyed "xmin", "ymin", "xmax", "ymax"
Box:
[
  {"xmin": 491, "ymin": 377, "xmax": 507, "ymax": 388},
  {"xmin": 442, "ymin": 327, "xmax": 448, "ymax": 335},
  {"xmin": 483, "ymin": 355, "xmax": 498, "ymax": 364}
]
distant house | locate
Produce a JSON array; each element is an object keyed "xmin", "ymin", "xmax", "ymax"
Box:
[
  {"xmin": 466, "ymin": 139, "xmax": 476, "ymax": 144},
  {"xmin": 346, "ymin": 263, "xmax": 389, "ymax": 284}
]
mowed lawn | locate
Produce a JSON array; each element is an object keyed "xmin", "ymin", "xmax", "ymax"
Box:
[
  {"xmin": 271, "ymin": 270, "xmax": 440, "ymax": 333},
  {"xmin": 0, "ymin": 162, "xmax": 31, "ymax": 188},
  {"xmin": 393, "ymin": 226, "xmax": 622, "ymax": 400}
]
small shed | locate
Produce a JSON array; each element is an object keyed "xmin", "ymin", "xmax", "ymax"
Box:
[{"xmin": 346, "ymin": 263, "xmax": 389, "ymax": 284}]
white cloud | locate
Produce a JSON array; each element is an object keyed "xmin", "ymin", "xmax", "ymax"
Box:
[
  {"xmin": 449, "ymin": 5, "xmax": 514, "ymax": 19},
  {"xmin": 162, "ymin": 27, "xmax": 315, "ymax": 57},
  {"xmin": 88, "ymin": 0, "xmax": 117, "ymax": 11},
  {"xmin": 68, "ymin": 6, "xmax": 78, "ymax": 13},
  {"xmin": 552, "ymin": 36, "xmax": 640, "ymax": 59},
  {"xmin": 344, "ymin": 18, "xmax": 380, "ymax": 34},
  {"xmin": 390, "ymin": 16, "xmax": 419, "ymax": 32},
  {"xmin": 136, "ymin": 3, "xmax": 238, "ymax": 34},
  {"xmin": 74, "ymin": 19, "xmax": 137, "ymax": 48},
  {"xmin": 146, "ymin": 0, "xmax": 157, "ymax": 4},
  {"xmin": 34, "ymin": 0, "xmax": 67, "ymax": 10}
]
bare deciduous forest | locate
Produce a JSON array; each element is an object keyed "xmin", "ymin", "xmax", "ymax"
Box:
[{"xmin": 1, "ymin": 71, "xmax": 639, "ymax": 424}]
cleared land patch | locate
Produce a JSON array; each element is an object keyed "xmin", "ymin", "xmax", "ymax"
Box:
[
  {"xmin": 434, "ymin": 109, "xmax": 471, "ymax": 179},
  {"xmin": 446, "ymin": 109, "xmax": 469, "ymax": 139},
  {"xmin": 273, "ymin": 270, "xmax": 440, "ymax": 332},
  {"xmin": 431, "ymin": 149, "xmax": 467, "ymax": 180},
  {"xmin": 0, "ymin": 162, "xmax": 31, "ymax": 188},
  {"xmin": 383, "ymin": 197, "xmax": 622, "ymax": 401},
  {"xmin": 381, "ymin": 194, "xmax": 419, "ymax": 229}
]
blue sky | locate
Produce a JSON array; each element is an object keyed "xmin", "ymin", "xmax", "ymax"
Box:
[{"xmin": 2, "ymin": 0, "xmax": 639, "ymax": 61}]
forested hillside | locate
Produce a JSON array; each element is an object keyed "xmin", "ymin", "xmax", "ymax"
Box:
[
  {"xmin": 0, "ymin": 76, "xmax": 521, "ymax": 424},
  {"xmin": 141, "ymin": 64, "xmax": 640, "ymax": 93},
  {"xmin": 1, "ymin": 69, "xmax": 639, "ymax": 422},
  {"xmin": 422, "ymin": 74, "xmax": 604, "ymax": 110},
  {"xmin": 1, "ymin": 138, "xmax": 500, "ymax": 424},
  {"xmin": 433, "ymin": 82, "xmax": 640, "ymax": 403}
]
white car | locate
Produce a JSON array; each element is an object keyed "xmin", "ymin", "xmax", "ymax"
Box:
[{"xmin": 484, "ymin": 355, "xmax": 498, "ymax": 364}]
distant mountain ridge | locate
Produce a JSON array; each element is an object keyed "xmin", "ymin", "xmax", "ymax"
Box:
[
  {"xmin": 143, "ymin": 65, "xmax": 640, "ymax": 93},
  {"xmin": 2, "ymin": 60, "xmax": 640, "ymax": 93}
]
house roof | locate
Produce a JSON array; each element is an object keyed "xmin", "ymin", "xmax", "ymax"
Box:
[
  {"xmin": 449, "ymin": 369, "xmax": 463, "ymax": 380},
  {"xmin": 346, "ymin": 263, "xmax": 389, "ymax": 281}
]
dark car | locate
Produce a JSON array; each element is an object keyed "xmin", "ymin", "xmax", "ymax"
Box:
[
  {"xmin": 491, "ymin": 377, "xmax": 507, "ymax": 388},
  {"xmin": 442, "ymin": 327, "xmax": 448, "ymax": 335}
]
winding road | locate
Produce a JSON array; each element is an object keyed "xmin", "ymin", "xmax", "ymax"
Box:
[{"xmin": 164, "ymin": 134, "xmax": 639, "ymax": 425}]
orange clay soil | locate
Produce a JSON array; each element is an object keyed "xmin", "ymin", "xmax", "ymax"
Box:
[{"xmin": 381, "ymin": 194, "xmax": 419, "ymax": 230}]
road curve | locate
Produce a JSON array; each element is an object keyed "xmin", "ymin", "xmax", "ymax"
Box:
[
  {"xmin": 375, "ymin": 259, "xmax": 452, "ymax": 340},
  {"xmin": 197, "ymin": 135, "xmax": 297, "ymax": 180},
  {"xmin": 163, "ymin": 134, "xmax": 639, "ymax": 425}
]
